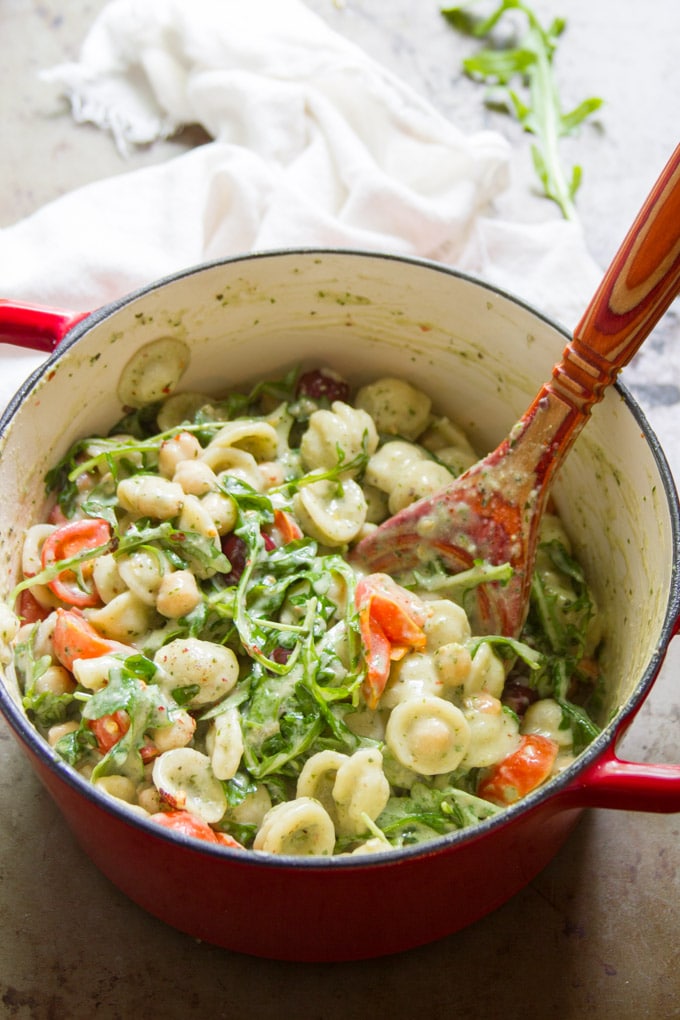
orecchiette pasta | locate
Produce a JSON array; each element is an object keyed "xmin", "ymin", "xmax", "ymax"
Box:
[
  {"xmin": 117, "ymin": 337, "xmax": 190, "ymax": 408},
  {"xmin": 117, "ymin": 549, "xmax": 167, "ymax": 606},
  {"xmin": 521, "ymin": 698, "xmax": 573, "ymax": 748},
  {"xmin": 292, "ymin": 477, "xmax": 367, "ymax": 546},
  {"xmin": 156, "ymin": 392, "xmax": 212, "ymax": 432},
  {"xmin": 355, "ymin": 377, "xmax": 431, "ymax": 440},
  {"xmin": 206, "ymin": 707, "xmax": 244, "ymax": 781},
  {"xmin": 385, "ymin": 459, "xmax": 453, "ymax": 515},
  {"xmin": 462, "ymin": 693, "xmax": 521, "ymax": 768},
  {"xmin": 203, "ymin": 420, "xmax": 278, "ymax": 463},
  {"xmin": 464, "ymin": 642, "xmax": 506, "ymax": 699},
  {"xmin": 152, "ymin": 747, "xmax": 227, "ymax": 824},
  {"xmin": 386, "ymin": 696, "xmax": 471, "ymax": 775},
  {"xmin": 11, "ymin": 366, "xmax": 602, "ymax": 857},
  {"xmin": 297, "ymin": 749, "xmax": 349, "ymax": 824},
  {"xmin": 154, "ymin": 638, "xmax": 239, "ymax": 708},
  {"xmin": 379, "ymin": 652, "xmax": 442, "ymax": 709},
  {"xmin": 300, "ymin": 401, "xmax": 378, "ymax": 475},
  {"xmin": 117, "ymin": 475, "xmax": 185, "ymax": 520},
  {"xmin": 253, "ymin": 798, "xmax": 336, "ymax": 856},
  {"xmin": 210, "ymin": 451, "xmax": 264, "ymax": 489},
  {"xmin": 87, "ymin": 591, "xmax": 156, "ymax": 643},
  {"xmin": 332, "ymin": 748, "xmax": 390, "ymax": 837}
]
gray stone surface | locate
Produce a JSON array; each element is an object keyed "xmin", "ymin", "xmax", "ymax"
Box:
[{"xmin": 1, "ymin": 1, "xmax": 679, "ymax": 1017}]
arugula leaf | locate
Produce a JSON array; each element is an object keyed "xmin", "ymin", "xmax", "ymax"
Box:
[
  {"xmin": 81, "ymin": 657, "xmax": 183, "ymax": 781},
  {"xmin": 376, "ymin": 782, "xmax": 500, "ymax": 847},
  {"xmin": 556, "ymin": 696, "xmax": 601, "ymax": 754},
  {"xmin": 411, "ymin": 558, "xmax": 513, "ymax": 596},
  {"xmin": 442, "ymin": 0, "xmax": 603, "ymax": 219},
  {"xmin": 114, "ymin": 520, "xmax": 231, "ymax": 578}
]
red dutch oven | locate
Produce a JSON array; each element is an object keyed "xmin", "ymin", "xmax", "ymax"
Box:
[{"xmin": 0, "ymin": 249, "xmax": 678, "ymax": 962}]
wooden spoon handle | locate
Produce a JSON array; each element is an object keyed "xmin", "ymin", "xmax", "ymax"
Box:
[{"xmin": 552, "ymin": 142, "xmax": 680, "ymax": 411}]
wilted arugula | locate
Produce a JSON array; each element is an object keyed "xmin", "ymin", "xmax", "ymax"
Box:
[{"xmin": 441, "ymin": 0, "xmax": 603, "ymax": 219}]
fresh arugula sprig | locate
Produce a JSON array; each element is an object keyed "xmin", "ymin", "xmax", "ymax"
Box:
[{"xmin": 441, "ymin": 0, "xmax": 603, "ymax": 219}]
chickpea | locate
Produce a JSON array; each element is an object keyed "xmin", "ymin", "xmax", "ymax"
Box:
[
  {"xmin": 156, "ymin": 569, "xmax": 202, "ymax": 619},
  {"xmin": 35, "ymin": 665, "xmax": 76, "ymax": 697},
  {"xmin": 158, "ymin": 431, "xmax": 202, "ymax": 478},
  {"xmin": 149, "ymin": 710, "xmax": 196, "ymax": 753},
  {"xmin": 200, "ymin": 491, "xmax": 238, "ymax": 535},
  {"xmin": 47, "ymin": 721, "xmax": 79, "ymax": 747},
  {"xmin": 173, "ymin": 459, "xmax": 217, "ymax": 496}
]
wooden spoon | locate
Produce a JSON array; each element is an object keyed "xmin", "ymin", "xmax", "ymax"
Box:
[{"xmin": 352, "ymin": 143, "xmax": 680, "ymax": 638}]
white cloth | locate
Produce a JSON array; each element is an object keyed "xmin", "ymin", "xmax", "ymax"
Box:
[{"xmin": 0, "ymin": 0, "xmax": 605, "ymax": 414}]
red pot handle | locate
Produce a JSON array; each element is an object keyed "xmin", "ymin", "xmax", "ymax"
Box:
[
  {"xmin": 562, "ymin": 626, "xmax": 680, "ymax": 813},
  {"xmin": 0, "ymin": 300, "xmax": 90, "ymax": 353},
  {"xmin": 563, "ymin": 744, "xmax": 680, "ymax": 813}
]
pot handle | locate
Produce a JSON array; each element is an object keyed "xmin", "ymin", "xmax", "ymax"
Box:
[
  {"xmin": 561, "ymin": 621, "xmax": 680, "ymax": 812},
  {"xmin": 563, "ymin": 744, "xmax": 680, "ymax": 813},
  {"xmin": 0, "ymin": 300, "xmax": 89, "ymax": 353}
]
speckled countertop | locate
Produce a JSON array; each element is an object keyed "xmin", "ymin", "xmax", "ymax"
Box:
[{"xmin": 1, "ymin": 2, "xmax": 679, "ymax": 1018}]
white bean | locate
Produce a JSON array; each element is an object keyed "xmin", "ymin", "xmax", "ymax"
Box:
[
  {"xmin": 433, "ymin": 642, "xmax": 473, "ymax": 689},
  {"xmin": 92, "ymin": 553, "xmax": 127, "ymax": 604},
  {"xmin": 47, "ymin": 721, "xmax": 79, "ymax": 746}
]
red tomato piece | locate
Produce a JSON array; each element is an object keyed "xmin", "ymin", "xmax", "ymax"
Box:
[
  {"xmin": 150, "ymin": 810, "xmax": 244, "ymax": 849},
  {"xmin": 41, "ymin": 517, "xmax": 111, "ymax": 608},
  {"xmin": 88, "ymin": 710, "xmax": 130, "ymax": 754},
  {"xmin": 17, "ymin": 589, "xmax": 50, "ymax": 624},
  {"xmin": 477, "ymin": 733, "xmax": 559, "ymax": 806},
  {"xmin": 355, "ymin": 574, "xmax": 428, "ymax": 709},
  {"xmin": 52, "ymin": 607, "xmax": 127, "ymax": 672},
  {"xmin": 271, "ymin": 508, "xmax": 303, "ymax": 545}
]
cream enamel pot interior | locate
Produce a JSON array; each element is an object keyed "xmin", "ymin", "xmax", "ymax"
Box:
[{"xmin": 0, "ymin": 250, "xmax": 679, "ymax": 962}]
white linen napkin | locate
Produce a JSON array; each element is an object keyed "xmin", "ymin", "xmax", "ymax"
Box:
[{"xmin": 0, "ymin": 0, "xmax": 607, "ymax": 415}]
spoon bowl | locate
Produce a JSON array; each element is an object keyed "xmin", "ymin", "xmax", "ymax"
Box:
[{"xmin": 352, "ymin": 143, "xmax": 680, "ymax": 637}]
